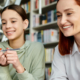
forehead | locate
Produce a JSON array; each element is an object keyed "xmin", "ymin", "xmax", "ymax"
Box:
[
  {"xmin": 57, "ymin": 0, "xmax": 78, "ymax": 11},
  {"xmin": 1, "ymin": 9, "xmax": 20, "ymax": 19}
]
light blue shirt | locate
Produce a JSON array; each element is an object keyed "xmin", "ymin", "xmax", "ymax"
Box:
[{"xmin": 50, "ymin": 42, "xmax": 80, "ymax": 80}]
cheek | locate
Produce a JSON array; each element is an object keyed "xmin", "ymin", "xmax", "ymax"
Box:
[
  {"xmin": 2, "ymin": 27, "xmax": 5, "ymax": 31},
  {"xmin": 57, "ymin": 20, "xmax": 61, "ymax": 29}
]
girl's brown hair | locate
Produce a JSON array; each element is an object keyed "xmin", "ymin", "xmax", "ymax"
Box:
[
  {"xmin": 57, "ymin": 0, "xmax": 80, "ymax": 55},
  {"xmin": 1, "ymin": 4, "xmax": 27, "ymax": 20}
]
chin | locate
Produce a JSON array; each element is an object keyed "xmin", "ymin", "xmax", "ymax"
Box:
[
  {"xmin": 63, "ymin": 33, "xmax": 73, "ymax": 37},
  {"xmin": 8, "ymin": 37, "xmax": 15, "ymax": 40}
]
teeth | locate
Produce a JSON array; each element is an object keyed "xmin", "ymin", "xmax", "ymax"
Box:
[
  {"xmin": 7, "ymin": 32, "xmax": 14, "ymax": 33},
  {"xmin": 63, "ymin": 26, "xmax": 71, "ymax": 29}
]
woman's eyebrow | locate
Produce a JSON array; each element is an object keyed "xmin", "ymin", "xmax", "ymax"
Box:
[
  {"xmin": 57, "ymin": 8, "xmax": 74, "ymax": 14},
  {"xmin": 64, "ymin": 8, "xmax": 74, "ymax": 12}
]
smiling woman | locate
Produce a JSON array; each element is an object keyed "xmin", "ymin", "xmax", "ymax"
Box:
[
  {"xmin": 50, "ymin": 0, "xmax": 80, "ymax": 80},
  {"xmin": 0, "ymin": 4, "xmax": 45, "ymax": 80}
]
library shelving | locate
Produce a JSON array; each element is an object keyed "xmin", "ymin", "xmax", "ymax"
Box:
[
  {"xmin": 33, "ymin": 20, "xmax": 58, "ymax": 30},
  {"xmin": 24, "ymin": 1, "xmax": 59, "ymax": 80},
  {"xmin": 30, "ymin": 0, "xmax": 58, "ymax": 80},
  {"xmin": 33, "ymin": 1, "xmax": 57, "ymax": 13},
  {"xmin": 43, "ymin": 41, "xmax": 59, "ymax": 48}
]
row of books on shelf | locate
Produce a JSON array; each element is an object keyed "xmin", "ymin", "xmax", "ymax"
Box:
[
  {"xmin": 45, "ymin": 48, "xmax": 54, "ymax": 62},
  {"xmin": 35, "ymin": 0, "xmax": 57, "ymax": 9},
  {"xmin": 33, "ymin": 9, "xmax": 57, "ymax": 27},
  {"xmin": 45, "ymin": 67, "xmax": 51, "ymax": 80},
  {"xmin": 32, "ymin": 29, "xmax": 59, "ymax": 43},
  {"xmin": 21, "ymin": 1, "xmax": 31, "ymax": 13}
]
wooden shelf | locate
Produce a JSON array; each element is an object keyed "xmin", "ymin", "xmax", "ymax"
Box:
[
  {"xmin": 45, "ymin": 62, "xmax": 52, "ymax": 64},
  {"xmin": 43, "ymin": 41, "xmax": 59, "ymax": 48},
  {"xmin": 20, "ymin": 0, "xmax": 30, "ymax": 4},
  {"xmin": 33, "ymin": 1, "xmax": 57, "ymax": 13},
  {"xmin": 45, "ymin": 62, "xmax": 52, "ymax": 67},
  {"xmin": 33, "ymin": 21, "xmax": 58, "ymax": 31}
]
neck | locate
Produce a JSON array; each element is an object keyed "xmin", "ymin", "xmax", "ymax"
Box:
[
  {"xmin": 9, "ymin": 38, "xmax": 25, "ymax": 49},
  {"xmin": 74, "ymin": 33, "xmax": 80, "ymax": 51}
]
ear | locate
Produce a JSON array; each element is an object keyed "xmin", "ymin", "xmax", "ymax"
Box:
[{"xmin": 23, "ymin": 19, "xmax": 29, "ymax": 30}]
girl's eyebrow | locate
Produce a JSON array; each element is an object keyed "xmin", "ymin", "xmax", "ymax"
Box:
[
  {"xmin": 10, "ymin": 18, "xmax": 17, "ymax": 20},
  {"xmin": 2, "ymin": 18, "xmax": 17, "ymax": 21}
]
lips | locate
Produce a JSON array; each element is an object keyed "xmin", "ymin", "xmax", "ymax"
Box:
[
  {"xmin": 6, "ymin": 30, "xmax": 15, "ymax": 35},
  {"xmin": 62, "ymin": 24, "xmax": 73, "ymax": 29},
  {"xmin": 63, "ymin": 26, "xmax": 71, "ymax": 29}
]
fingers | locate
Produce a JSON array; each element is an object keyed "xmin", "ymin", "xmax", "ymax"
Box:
[
  {"xmin": 0, "ymin": 48, "xmax": 18, "ymax": 66},
  {"xmin": 0, "ymin": 48, "xmax": 3, "ymax": 57},
  {"xmin": 0, "ymin": 54, "xmax": 7, "ymax": 65},
  {"xmin": 6, "ymin": 57, "xmax": 17, "ymax": 61},
  {"xmin": 0, "ymin": 48, "xmax": 5, "ymax": 65},
  {"xmin": 0, "ymin": 51, "xmax": 3, "ymax": 57},
  {"xmin": 0, "ymin": 48, "xmax": 19, "ymax": 68},
  {"xmin": 4, "ymin": 50, "xmax": 19, "ymax": 65}
]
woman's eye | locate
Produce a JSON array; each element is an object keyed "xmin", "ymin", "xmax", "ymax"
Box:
[
  {"xmin": 67, "ymin": 13, "xmax": 72, "ymax": 15},
  {"xmin": 57, "ymin": 15, "xmax": 61, "ymax": 18}
]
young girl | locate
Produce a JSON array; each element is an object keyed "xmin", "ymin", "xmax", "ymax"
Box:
[
  {"xmin": 0, "ymin": 4, "xmax": 45, "ymax": 80},
  {"xmin": 50, "ymin": 0, "xmax": 80, "ymax": 80}
]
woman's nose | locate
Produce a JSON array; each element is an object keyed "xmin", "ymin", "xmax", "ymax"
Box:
[{"xmin": 60, "ymin": 15, "xmax": 67, "ymax": 25}]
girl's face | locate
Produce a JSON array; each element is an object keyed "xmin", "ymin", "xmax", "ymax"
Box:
[
  {"xmin": 1, "ymin": 9, "xmax": 27, "ymax": 40},
  {"xmin": 57, "ymin": 0, "xmax": 80, "ymax": 37}
]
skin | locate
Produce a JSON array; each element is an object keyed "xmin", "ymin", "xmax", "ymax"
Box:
[
  {"xmin": 0, "ymin": 9, "xmax": 29, "ymax": 73},
  {"xmin": 57, "ymin": 0, "xmax": 80, "ymax": 51}
]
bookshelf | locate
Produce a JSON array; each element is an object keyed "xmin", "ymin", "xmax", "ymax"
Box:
[
  {"xmin": 43, "ymin": 41, "xmax": 58, "ymax": 48},
  {"xmin": 21, "ymin": 0, "xmax": 58, "ymax": 80},
  {"xmin": 33, "ymin": 20, "xmax": 58, "ymax": 30},
  {"xmin": 31, "ymin": 1, "xmax": 58, "ymax": 80},
  {"xmin": 33, "ymin": 1, "xmax": 57, "ymax": 13}
]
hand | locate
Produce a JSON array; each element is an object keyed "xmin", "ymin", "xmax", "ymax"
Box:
[
  {"xmin": 4, "ymin": 50, "xmax": 25, "ymax": 73},
  {"xmin": 0, "ymin": 51, "xmax": 8, "ymax": 66}
]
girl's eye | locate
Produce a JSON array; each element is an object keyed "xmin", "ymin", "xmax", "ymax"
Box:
[
  {"xmin": 12, "ymin": 21, "xmax": 16, "ymax": 23},
  {"xmin": 2, "ymin": 23, "xmax": 6, "ymax": 25}
]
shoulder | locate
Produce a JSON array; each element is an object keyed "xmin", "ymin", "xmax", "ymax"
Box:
[
  {"xmin": 28, "ymin": 41, "xmax": 44, "ymax": 55},
  {"xmin": 54, "ymin": 45, "xmax": 64, "ymax": 59},
  {"xmin": 30, "ymin": 41, "xmax": 44, "ymax": 48},
  {"xmin": 0, "ymin": 41, "xmax": 8, "ymax": 48}
]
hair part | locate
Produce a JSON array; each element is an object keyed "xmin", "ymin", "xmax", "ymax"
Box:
[{"xmin": 1, "ymin": 4, "xmax": 27, "ymax": 21}]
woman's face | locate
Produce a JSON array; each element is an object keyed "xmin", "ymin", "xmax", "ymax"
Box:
[
  {"xmin": 57, "ymin": 0, "xmax": 80, "ymax": 37},
  {"xmin": 1, "ymin": 9, "xmax": 27, "ymax": 40}
]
